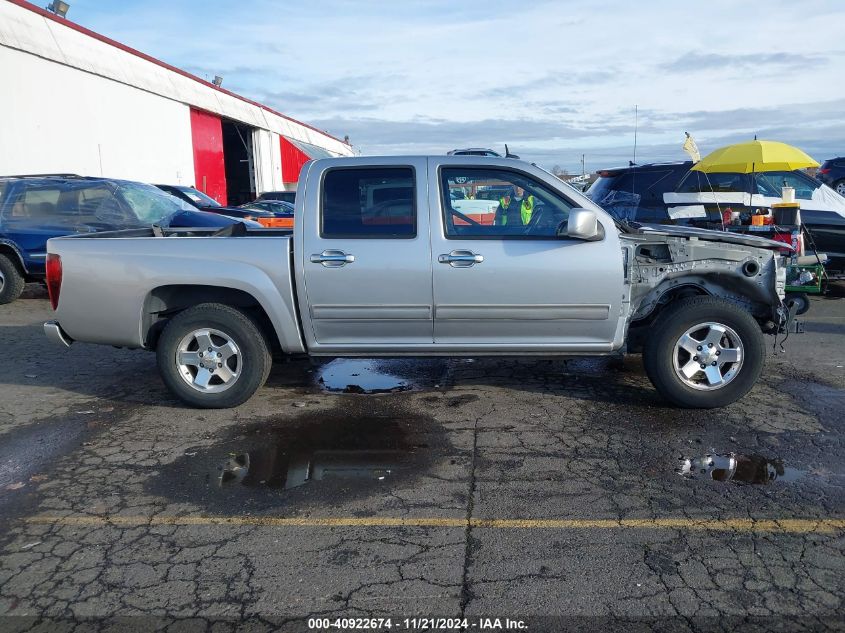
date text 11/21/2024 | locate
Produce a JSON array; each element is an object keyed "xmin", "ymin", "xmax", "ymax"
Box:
[{"xmin": 307, "ymin": 617, "xmax": 528, "ymax": 630}]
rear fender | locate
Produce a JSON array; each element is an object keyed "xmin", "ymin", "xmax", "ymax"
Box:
[{"xmin": 143, "ymin": 282, "xmax": 305, "ymax": 354}]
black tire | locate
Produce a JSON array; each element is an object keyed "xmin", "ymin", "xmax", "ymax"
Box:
[
  {"xmin": 0, "ymin": 253, "xmax": 25, "ymax": 305},
  {"xmin": 833, "ymin": 179, "xmax": 845, "ymax": 197},
  {"xmin": 642, "ymin": 296, "xmax": 765, "ymax": 409},
  {"xmin": 156, "ymin": 303, "xmax": 272, "ymax": 408},
  {"xmin": 785, "ymin": 292, "xmax": 810, "ymax": 316}
]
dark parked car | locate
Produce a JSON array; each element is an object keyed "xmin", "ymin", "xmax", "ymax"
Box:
[
  {"xmin": 155, "ymin": 184, "xmax": 280, "ymax": 224},
  {"xmin": 817, "ymin": 157, "xmax": 845, "ymax": 196},
  {"xmin": 155, "ymin": 184, "xmax": 224, "ymax": 210},
  {"xmin": 0, "ymin": 175, "xmax": 247, "ymax": 304},
  {"xmin": 587, "ymin": 160, "xmax": 845, "ymax": 269},
  {"xmin": 240, "ymin": 200, "xmax": 295, "ymax": 228},
  {"xmin": 256, "ymin": 191, "xmax": 296, "ymax": 205},
  {"xmin": 241, "ymin": 200, "xmax": 295, "ymax": 214},
  {"xmin": 586, "ymin": 161, "xmax": 693, "ymax": 222}
]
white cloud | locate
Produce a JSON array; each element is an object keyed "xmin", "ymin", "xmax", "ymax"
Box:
[{"xmin": 72, "ymin": 0, "xmax": 845, "ymax": 169}]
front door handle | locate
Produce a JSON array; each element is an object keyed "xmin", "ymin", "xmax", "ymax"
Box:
[
  {"xmin": 310, "ymin": 250, "xmax": 355, "ymax": 267},
  {"xmin": 438, "ymin": 250, "xmax": 484, "ymax": 267}
]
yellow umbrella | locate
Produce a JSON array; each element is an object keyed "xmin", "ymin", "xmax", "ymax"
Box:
[{"xmin": 691, "ymin": 140, "xmax": 819, "ymax": 173}]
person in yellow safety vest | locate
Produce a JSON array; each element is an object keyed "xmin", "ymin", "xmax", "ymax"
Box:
[{"xmin": 494, "ymin": 185, "xmax": 535, "ymax": 226}]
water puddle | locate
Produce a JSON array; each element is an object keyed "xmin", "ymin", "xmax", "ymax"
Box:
[
  {"xmin": 678, "ymin": 452, "xmax": 804, "ymax": 484},
  {"xmin": 148, "ymin": 403, "xmax": 444, "ymax": 511},
  {"xmin": 217, "ymin": 448, "xmax": 406, "ymax": 489},
  {"xmin": 211, "ymin": 412, "xmax": 423, "ymax": 492},
  {"xmin": 315, "ymin": 359, "xmax": 443, "ymax": 394}
]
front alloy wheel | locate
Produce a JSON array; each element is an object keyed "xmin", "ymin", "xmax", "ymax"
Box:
[
  {"xmin": 642, "ymin": 296, "xmax": 765, "ymax": 408},
  {"xmin": 672, "ymin": 322, "xmax": 743, "ymax": 390}
]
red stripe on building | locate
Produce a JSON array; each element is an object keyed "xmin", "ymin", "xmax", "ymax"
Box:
[
  {"xmin": 189, "ymin": 109, "xmax": 227, "ymax": 205},
  {"xmin": 281, "ymin": 136, "xmax": 311, "ymax": 185}
]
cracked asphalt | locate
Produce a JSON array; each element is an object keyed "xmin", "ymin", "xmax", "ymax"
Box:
[{"xmin": 1, "ymin": 284, "xmax": 843, "ymax": 632}]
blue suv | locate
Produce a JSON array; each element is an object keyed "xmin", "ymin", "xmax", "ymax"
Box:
[{"xmin": 0, "ymin": 175, "xmax": 246, "ymax": 304}]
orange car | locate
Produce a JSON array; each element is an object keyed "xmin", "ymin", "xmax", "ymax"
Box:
[{"xmin": 240, "ymin": 200, "xmax": 295, "ymax": 229}]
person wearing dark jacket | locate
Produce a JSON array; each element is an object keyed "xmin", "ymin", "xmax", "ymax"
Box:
[{"xmin": 494, "ymin": 185, "xmax": 535, "ymax": 227}]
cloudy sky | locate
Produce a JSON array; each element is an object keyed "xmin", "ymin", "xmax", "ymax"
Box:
[{"xmin": 68, "ymin": 0, "xmax": 845, "ymax": 171}]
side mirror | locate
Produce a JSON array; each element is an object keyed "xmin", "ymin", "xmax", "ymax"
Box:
[{"xmin": 559, "ymin": 208, "xmax": 604, "ymax": 241}]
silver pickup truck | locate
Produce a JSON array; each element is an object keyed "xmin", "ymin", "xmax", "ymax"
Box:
[{"xmin": 43, "ymin": 156, "xmax": 789, "ymax": 409}]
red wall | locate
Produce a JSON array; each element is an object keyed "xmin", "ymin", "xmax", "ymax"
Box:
[
  {"xmin": 190, "ymin": 108, "xmax": 227, "ymax": 204},
  {"xmin": 281, "ymin": 136, "xmax": 311, "ymax": 185}
]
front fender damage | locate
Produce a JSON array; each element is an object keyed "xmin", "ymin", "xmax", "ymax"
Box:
[{"xmin": 622, "ymin": 234, "xmax": 787, "ymax": 330}]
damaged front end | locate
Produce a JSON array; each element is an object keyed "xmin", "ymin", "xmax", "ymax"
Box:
[{"xmin": 620, "ymin": 226, "xmax": 791, "ymax": 341}]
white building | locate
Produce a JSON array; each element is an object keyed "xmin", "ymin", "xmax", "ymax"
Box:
[{"xmin": 0, "ymin": 0, "xmax": 354, "ymax": 205}]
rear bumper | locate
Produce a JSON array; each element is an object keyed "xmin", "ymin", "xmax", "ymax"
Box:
[{"xmin": 44, "ymin": 321, "xmax": 73, "ymax": 348}]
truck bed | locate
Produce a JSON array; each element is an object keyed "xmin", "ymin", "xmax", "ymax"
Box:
[{"xmin": 48, "ymin": 229, "xmax": 301, "ymax": 351}]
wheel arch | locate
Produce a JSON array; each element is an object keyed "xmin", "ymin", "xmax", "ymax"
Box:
[
  {"xmin": 142, "ymin": 284, "xmax": 302, "ymax": 354},
  {"xmin": 633, "ymin": 273, "xmax": 775, "ymax": 325},
  {"xmin": 627, "ymin": 274, "xmax": 776, "ymax": 353}
]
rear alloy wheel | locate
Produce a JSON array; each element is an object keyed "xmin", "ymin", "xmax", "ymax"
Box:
[
  {"xmin": 0, "ymin": 253, "xmax": 26, "ymax": 305},
  {"xmin": 175, "ymin": 327, "xmax": 242, "ymax": 394},
  {"xmin": 835, "ymin": 180, "xmax": 845, "ymax": 197},
  {"xmin": 643, "ymin": 296, "xmax": 765, "ymax": 408},
  {"xmin": 157, "ymin": 303, "xmax": 271, "ymax": 408}
]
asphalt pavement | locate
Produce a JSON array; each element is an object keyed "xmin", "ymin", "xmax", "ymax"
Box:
[{"xmin": 1, "ymin": 284, "xmax": 843, "ymax": 632}]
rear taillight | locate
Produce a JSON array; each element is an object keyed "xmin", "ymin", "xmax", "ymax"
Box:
[
  {"xmin": 818, "ymin": 167, "xmax": 830, "ymax": 174},
  {"xmin": 45, "ymin": 253, "xmax": 62, "ymax": 310}
]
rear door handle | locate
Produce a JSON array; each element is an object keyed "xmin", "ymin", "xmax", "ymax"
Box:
[
  {"xmin": 310, "ymin": 250, "xmax": 355, "ymax": 267},
  {"xmin": 438, "ymin": 250, "xmax": 484, "ymax": 267}
]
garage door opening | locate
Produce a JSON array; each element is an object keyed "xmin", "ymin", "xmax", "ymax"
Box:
[{"xmin": 222, "ymin": 119, "xmax": 256, "ymax": 206}]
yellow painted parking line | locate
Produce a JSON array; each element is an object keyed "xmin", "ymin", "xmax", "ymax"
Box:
[
  {"xmin": 473, "ymin": 518, "xmax": 845, "ymax": 533},
  {"xmin": 23, "ymin": 515, "xmax": 845, "ymax": 533}
]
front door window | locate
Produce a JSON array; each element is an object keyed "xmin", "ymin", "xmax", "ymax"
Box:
[{"xmin": 440, "ymin": 168, "xmax": 573, "ymax": 239}]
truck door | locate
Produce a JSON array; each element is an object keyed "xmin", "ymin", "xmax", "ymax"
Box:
[
  {"xmin": 299, "ymin": 158, "xmax": 433, "ymax": 350},
  {"xmin": 428, "ymin": 159, "xmax": 624, "ymax": 350}
]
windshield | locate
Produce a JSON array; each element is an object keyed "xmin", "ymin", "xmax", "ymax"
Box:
[
  {"xmin": 116, "ymin": 182, "xmax": 196, "ymax": 223},
  {"xmin": 178, "ymin": 186, "xmax": 220, "ymax": 207}
]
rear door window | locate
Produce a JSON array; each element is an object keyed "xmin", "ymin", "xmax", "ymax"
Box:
[
  {"xmin": 76, "ymin": 185, "xmax": 114, "ymax": 223},
  {"xmin": 321, "ymin": 167, "xmax": 416, "ymax": 238},
  {"xmin": 677, "ymin": 172, "xmax": 750, "ymax": 193}
]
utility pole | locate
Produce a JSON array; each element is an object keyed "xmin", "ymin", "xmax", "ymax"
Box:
[{"xmin": 581, "ymin": 154, "xmax": 585, "ymax": 177}]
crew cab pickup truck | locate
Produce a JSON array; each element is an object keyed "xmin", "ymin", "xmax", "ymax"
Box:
[{"xmin": 43, "ymin": 156, "xmax": 790, "ymax": 409}]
